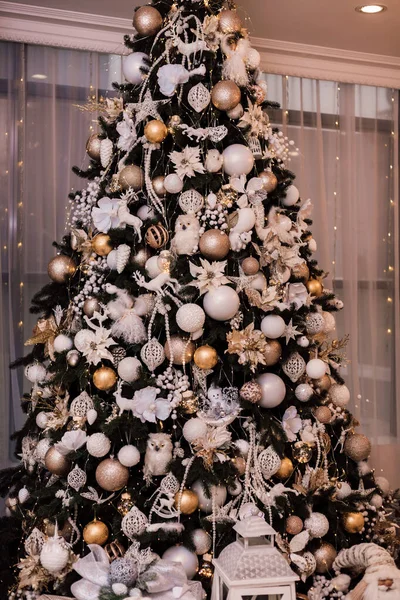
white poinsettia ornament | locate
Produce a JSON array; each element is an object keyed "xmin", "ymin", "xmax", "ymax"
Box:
[
  {"xmin": 189, "ymin": 258, "xmax": 230, "ymax": 294},
  {"xmin": 55, "ymin": 430, "xmax": 87, "ymax": 455},
  {"xmin": 157, "ymin": 64, "xmax": 190, "ymax": 97},
  {"xmin": 282, "ymin": 406, "xmax": 302, "ymax": 442},
  {"xmin": 92, "ymin": 197, "xmax": 121, "ymax": 232},
  {"xmin": 74, "ymin": 314, "xmax": 116, "ymax": 365},
  {"xmin": 116, "ymin": 111, "xmax": 137, "ymax": 151},
  {"xmin": 170, "ymin": 146, "xmax": 205, "ymax": 179},
  {"xmin": 133, "ymin": 387, "xmax": 171, "ymax": 423}
]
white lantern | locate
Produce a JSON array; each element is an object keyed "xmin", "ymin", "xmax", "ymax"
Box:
[{"xmin": 211, "ymin": 515, "xmax": 298, "ymax": 600}]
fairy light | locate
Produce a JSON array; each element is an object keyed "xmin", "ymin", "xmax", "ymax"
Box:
[{"xmin": 332, "ymin": 83, "xmax": 341, "ymax": 283}]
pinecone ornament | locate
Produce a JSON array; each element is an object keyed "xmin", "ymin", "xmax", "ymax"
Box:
[{"xmin": 100, "ymin": 138, "xmax": 113, "ymax": 168}]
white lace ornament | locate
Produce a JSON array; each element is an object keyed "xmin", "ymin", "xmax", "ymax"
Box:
[
  {"xmin": 257, "ymin": 445, "xmax": 281, "ymax": 480},
  {"xmin": 70, "ymin": 392, "xmax": 94, "ymax": 418},
  {"xmin": 282, "ymin": 352, "xmax": 306, "ymax": 383},
  {"xmin": 248, "ymin": 136, "xmax": 263, "ymax": 159},
  {"xmin": 121, "ymin": 506, "xmax": 149, "ymax": 539},
  {"xmin": 160, "ymin": 472, "xmax": 180, "ymax": 495},
  {"xmin": 67, "ymin": 465, "xmax": 87, "ymax": 492},
  {"xmin": 187, "ymin": 82, "xmax": 211, "ymax": 113},
  {"xmin": 306, "ymin": 313, "xmax": 325, "ymax": 336},
  {"xmin": 100, "ymin": 138, "xmax": 113, "ymax": 168},
  {"xmin": 179, "ymin": 189, "xmax": 204, "ymax": 214},
  {"xmin": 116, "ymin": 244, "xmax": 131, "ymax": 274},
  {"xmin": 140, "ymin": 338, "xmax": 165, "ymax": 371},
  {"xmin": 25, "ymin": 527, "xmax": 45, "ymax": 557}
]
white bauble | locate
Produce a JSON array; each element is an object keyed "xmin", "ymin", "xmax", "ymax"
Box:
[
  {"xmin": 35, "ymin": 438, "xmax": 51, "ymax": 463},
  {"xmin": 86, "ymin": 433, "xmax": 111, "ymax": 458},
  {"xmin": 370, "ymin": 494, "xmax": 383, "ymax": 508},
  {"xmin": 18, "ymin": 487, "xmax": 30, "ymax": 504},
  {"xmin": 246, "ymin": 48, "xmax": 261, "ymax": 70},
  {"xmin": 112, "ymin": 584, "xmax": 129, "ymax": 596},
  {"xmin": 145, "ymin": 255, "xmax": 162, "ymax": 279},
  {"xmin": 191, "ymin": 480, "xmax": 227, "ymax": 513},
  {"xmin": 134, "ymin": 294, "xmax": 155, "ymax": 317},
  {"xmin": 260, "ymin": 314, "xmax": 286, "ymax": 339},
  {"xmin": 304, "ymin": 512, "xmax": 329, "ymax": 538},
  {"xmin": 306, "ymin": 358, "xmax": 326, "ymax": 379},
  {"xmin": 205, "ymin": 149, "xmax": 223, "ymax": 173},
  {"xmin": 107, "ymin": 249, "xmax": 118, "ymax": 270},
  {"xmin": 308, "ymin": 238, "xmax": 317, "ymax": 253},
  {"xmin": 282, "ymin": 185, "xmax": 299, "ymax": 207},
  {"xmin": 36, "ymin": 412, "xmax": 49, "ymax": 429},
  {"xmin": 118, "ymin": 357, "xmax": 142, "ymax": 383},
  {"xmin": 228, "ymin": 480, "xmax": 243, "ymax": 496},
  {"xmin": 257, "ymin": 373, "xmax": 286, "ymax": 408},
  {"xmin": 234, "ymin": 439, "xmax": 250, "ymax": 457},
  {"xmin": 330, "ymin": 384, "xmax": 350, "ymax": 408},
  {"xmin": 74, "ymin": 330, "xmax": 93, "ymax": 352},
  {"xmin": 375, "ymin": 476, "xmax": 390, "ymax": 497},
  {"xmin": 295, "ymin": 383, "xmax": 313, "ymax": 402},
  {"xmin": 164, "ymin": 173, "xmax": 184, "ymax": 194},
  {"xmin": 222, "ymin": 144, "xmax": 255, "ymax": 177},
  {"xmin": 53, "ymin": 334, "xmax": 73, "ymax": 353},
  {"xmin": 162, "ymin": 546, "xmax": 198, "ymax": 580},
  {"xmin": 203, "ymin": 286, "xmax": 240, "ymax": 321},
  {"xmin": 322, "ymin": 311, "xmax": 336, "ymax": 333},
  {"xmin": 297, "ymin": 335, "xmax": 310, "ymax": 348},
  {"xmin": 137, "ymin": 205, "xmax": 155, "ymax": 221},
  {"xmin": 191, "ymin": 529, "xmax": 212, "ymax": 555},
  {"xmin": 40, "ymin": 536, "xmax": 69, "ymax": 574},
  {"xmin": 358, "ymin": 461, "xmax": 371, "ymax": 476},
  {"xmin": 336, "ymin": 482, "xmax": 352, "ymax": 500},
  {"xmin": 123, "ymin": 52, "xmax": 149, "ymax": 85},
  {"xmin": 118, "ymin": 445, "xmax": 141, "ymax": 468},
  {"xmin": 249, "ymin": 272, "xmax": 267, "ymax": 291},
  {"xmin": 176, "ymin": 304, "xmax": 205, "ymax": 333},
  {"xmin": 226, "ymin": 103, "xmax": 244, "ymax": 120},
  {"xmin": 25, "ymin": 362, "xmax": 46, "ymax": 383},
  {"xmin": 87, "ymin": 408, "xmax": 98, "ymax": 425},
  {"xmin": 183, "ymin": 418, "xmax": 208, "ymax": 443}
]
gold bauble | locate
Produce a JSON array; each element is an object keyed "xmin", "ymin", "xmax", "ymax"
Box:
[
  {"xmin": 313, "ymin": 542, "xmax": 337, "ymax": 573},
  {"xmin": 313, "ymin": 374, "xmax": 332, "ymax": 392},
  {"xmin": 168, "ymin": 114, "xmax": 182, "ymax": 132},
  {"xmin": 86, "ymin": 134, "xmax": 101, "ymax": 161},
  {"xmin": 241, "ymin": 257, "xmax": 260, "ymax": 275},
  {"xmin": 218, "ymin": 9, "xmax": 242, "ymax": 33},
  {"xmin": 286, "ymin": 516, "xmax": 304, "ymax": 535},
  {"xmin": 211, "ymin": 80, "xmax": 241, "ymax": 112},
  {"xmin": 105, "ymin": 540, "xmax": 125, "ymax": 562},
  {"xmin": 259, "ymin": 170, "xmax": 278, "ymax": 193},
  {"xmin": 43, "ymin": 519, "xmax": 73, "ymax": 541},
  {"xmin": 144, "ymin": 120, "xmax": 168, "ymax": 143},
  {"xmin": 48, "ymin": 255, "xmax": 76, "ymax": 283},
  {"xmin": 194, "ymin": 345, "xmax": 218, "ymax": 370},
  {"xmin": 344, "ymin": 433, "xmax": 371, "ymax": 462},
  {"xmin": 264, "ymin": 339, "xmax": 282, "ymax": 366},
  {"xmin": 342, "ymin": 512, "xmax": 365, "ymax": 534},
  {"xmin": 231, "ymin": 456, "xmax": 246, "ymax": 475},
  {"xmin": 174, "ymin": 489, "xmax": 199, "ymax": 514},
  {"xmin": 314, "ymin": 406, "xmax": 332, "ymax": 424},
  {"xmin": 198, "ymin": 559, "xmax": 214, "ymax": 580},
  {"xmin": 83, "ymin": 519, "xmax": 109, "ymax": 545},
  {"xmin": 292, "ymin": 443, "xmax": 313, "ymax": 464},
  {"xmin": 199, "ymin": 229, "xmax": 230, "ymax": 260},
  {"xmin": 93, "ymin": 366, "xmax": 117, "ymax": 391},
  {"xmin": 92, "ymin": 233, "xmax": 113, "ymax": 256},
  {"xmin": 164, "ymin": 335, "xmax": 195, "ymax": 366},
  {"xmin": 275, "ymin": 457, "xmax": 294, "ymax": 480},
  {"xmin": 131, "ymin": 246, "xmax": 152, "ymax": 267},
  {"xmin": 83, "ymin": 297, "xmax": 101, "ymax": 318},
  {"xmin": 95, "ymin": 458, "xmax": 129, "ymax": 492},
  {"xmin": 180, "ymin": 391, "xmax": 199, "ymax": 414},
  {"xmin": 291, "ymin": 262, "xmax": 310, "ymax": 282},
  {"xmin": 119, "ymin": 164, "xmax": 144, "ymax": 191},
  {"xmin": 152, "ymin": 175, "xmax": 167, "ymax": 197},
  {"xmin": 133, "ymin": 5, "xmax": 163, "ymax": 36},
  {"xmin": 145, "ymin": 223, "xmax": 169, "ymax": 249},
  {"xmin": 306, "ymin": 279, "xmax": 323, "ymax": 297},
  {"xmin": 44, "ymin": 447, "xmax": 71, "ymax": 477}
]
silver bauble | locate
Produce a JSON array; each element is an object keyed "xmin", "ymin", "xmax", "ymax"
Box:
[{"xmin": 162, "ymin": 546, "xmax": 199, "ymax": 579}]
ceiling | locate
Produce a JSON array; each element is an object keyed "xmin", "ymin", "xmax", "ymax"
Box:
[{"xmin": 7, "ymin": 0, "xmax": 400, "ymax": 57}]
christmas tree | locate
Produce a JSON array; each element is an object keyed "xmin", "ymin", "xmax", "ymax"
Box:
[{"xmin": 2, "ymin": 0, "xmax": 400, "ymax": 598}]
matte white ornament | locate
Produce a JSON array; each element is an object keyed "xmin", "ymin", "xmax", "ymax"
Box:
[
  {"xmin": 122, "ymin": 506, "xmax": 149, "ymax": 539},
  {"xmin": 183, "ymin": 418, "xmax": 208, "ymax": 443},
  {"xmin": 282, "ymin": 185, "xmax": 300, "ymax": 207},
  {"xmin": 162, "ymin": 546, "xmax": 199, "ymax": 579},
  {"xmin": 179, "ymin": 189, "xmax": 204, "ymax": 214},
  {"xmin": 222, "ymin": 144, "xmax": 254, "ymax": 176},
  {"xmin": 246, "ymin": 47, "xmax": 261, "ymax": 70},
  {"xmin": 295, "ymin": 383, "xmax": 313, "ymax": 402},
  {"xmin": 145, "ymin": 255, "xmax": 162, "ymax": 279},
  {"xmin": 118, "ymin": 357, "xmax": 142, "ymax": 382},
  {"xmin": 203, "ymin": 286, "xmax": 240, "ymax": 321},
  {"xmin": 205, "ymin": 149, "xmax": 223, "ymax": 173},
  {"xmin": 107, "ymin": 249, "xmax": 118, "ymax": 270},
  {"xmin": 370, "ymin": 494, "xmax": 383, "ymax": 508},
  {"xmin": 358, "ymin": 461, "xmax": 371, "ymax": 476},
  {"xmin": 304, "ymin": 512, "xmax": 329, "ymax": 538},
  {"xmin": 260, "ymin": 314, "xmax": 286, "ymax": 339},
  {"xmin": 191, "ymin": 480, "xmax": 227, "ymax": 513},
  {"xmin": 282, "ymin": 353, "xmax": 306, "ymax": 383},
  {"xmin": 137, "ymin": 205, "xmax": 155, "ymax": 220},
  {"xmin": 176, "ymin": 304, "xmax": 206, "ymax": 333},
  {"xmin": 18, "ymin": 487, "xmax": 30, "ymax": 504},
  {"xmin": 308, "ymin": 238, "xmax": 317, "ymax": 253},
  {"xmin": 86, "ymin": 433, "xmax": 111, "ymax": 458},
  {"xmin": 140, "ymin": 338, "xmax": 165, "ymax": 371},
  {"xmin": 249, "ymin": 272, "xmax": 267, "ymax": 291},
  {"xmin": 258, "ymin": 446, "xmax": 281, "ymax": 479},
  {"xmin": 227, "ymin": 480, "xmax": 243, "ymax": 496},
  {"xmin": 25, "ymin": 362, "xmax": 46, "ymax": 383},
  {"xmin": 118, "ymin": 445, "xmax": 141, "ymax": 467},
  {"xmin": 164, "ymin": 173, "xmax": 184, "ymax": 194},
  {"xmin": 234, "ymin": 439, "xmax": 250, "ymax": 457},
  {"xmin": 375, "ymin": 476, "xmax": 390, "ymax": 497},
  {"xmin": 53, "ymin": 334, "xmax": 73, "ymax": 353},
  {"xmin": 306, "ymin": 358, "xmax": 326, "ymax": 379},
  {"xmin": 100, "ymin": 138, "xmax": 113, "ymax": 168},
  {"xmin": 40, "ymin": 534, "xmax": 69, "ymax": 574},
  {"xmin": 329, "ymin": 384, "xmax": 350, "ymax": 408},
  {"xmin": 257, "ymin": 373, "xmax": 286, "ymax": 408},
  {"xmin": 336, "ymin": 482, "xmax": 352, "ymax": 500},
  {"xmin": 297, "ymin": 335, "xmax": 310, "ymax": 348},
  {"xmin": 191, "ymin": 529, "xmax": 212, "ymax": 555},
  {"xmin": 123, "ymin": 52, "xmax": 149, "ymax": 85},
  {"xmin": 322, "ymin": 311, "xmax": 336, "ymax": 333},
  {"xmin": 36, "ymin": 412, "xmax": 49, "ymax": 429},
  {"xmin": 188, "ymin": 83, "xmax": 211, "ymax": 113},
  {"xmin": 116, "ymin": 244, "xmax": 131, "ymax": 274},
  {"xmin": 67, "ymin": 465, "xmax": 87, "ymax": 491}
]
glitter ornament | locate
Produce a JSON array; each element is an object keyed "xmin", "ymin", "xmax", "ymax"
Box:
[
  {"xmin": 313, "ymin": 374, "xmax": 331, "ymax": 392},
  {"xmin": 260, "ymin": 314, "xmax": 286, "ymax": 339},
  {"xmin": 241, "ymin": 257, "xmax": 260, "ymax": 275},
  {"xmin": 295, "ymin": 383, "xmax": 313, "ymax": 402},
  {"xmin": 40, "ymin": 533, "xmax": 69, "ymax": 574},
  {"xmin": 164, "ymin": 335, "xmax": 195, "ymax": 365},
  {"xmin": 330, "ymin": 384, "xmax": 350, "ymax": 408},
  {"xmin": 258, "ymin": 446, "xmax": 281, "ymax": 479},
  {"xmin": 164, "ymin": 173, "xmax": 184, "ymax": 194},
  {"xmin": 275, "ymin": 457, "xmax": 294, "ymax": 480},
  {"xmin": 92, "ymin": 233, "xmax": 112, "ymax": 256},
  {"xmin": 44, "ymin": 447, "xmax": 71, "ymax": 477},
  {"xmin": 342, "ymin": 512, "xmax": 365, "ymax": 534},
  {"xmin": 322, "ymin": 311, "xmax": 336, "ymax": 333},
  {"xmin": 292, "ymin": 443, "xmax": 313, "ymax": 463},
  {"xmin": 336, "ymin": 481, "xmax": 352, "ymax": 500},
  {"xmin": 306, "ymin": 358, "xmax": 326, "ymax": 379},
  {"xmin": 86, "ymin": 134, "xmax": 101, "ymax": 160},
  {"xmin": 141, "ymin": 338, "xmax": 165, "ymax": 371},
  {"xmin": 211, "ymin": 80, "xmax": 241, "ymax": 111},
  {"xmin": 83, "ymin": 297, "xmax": 101, "ymax": 317},
  {"xmin": 191, "ymin": 529, "xmax": 212, "ymax": 555},
  {"xmin": 83, "ymin": 519, "xmax": 109, "ymax": 545},
  {"xmin": 203, "ymin": 286, "xmax": 240, "ymax": 321},
  {"xmin": 36, "ymin": 411, "xmax": 49, "ymax": 429},
  {"xmin": 188, "ymin": 83, "xmax": 211, "ymax": 113},
  {"xmin": 67, "ymin": 465, "xmax": 87, "ymax": 491},
  {"xmin": 53, "ymin": 334, "xmax": 73, "ymax": 353},
  {"xmin": 110, "ymin": 557, "xmax": 138, "ymax": 586},
  {"xmin": 291, "ymin": 262, "xmax": 310, "ymax": 282},
  {"xmin": 152, "ymin": 175, "xmax": 166, "ymax": 197},
  {"xmin": 183, "ymin": 418, "xmax": 208, "ymax": 443},
  {"xmin": 96, "ymin": 458, "xmax": 129, "ymax": 492},
  {"xmin": 240, "ymin": 380, "xmax": 262, "ymax": 403},
  {"xmin": 145, "ymin": 223, "xmax": 169, "ymax": 249},
  {"xmin": 35, "ymin": 438, "xmax": 52, "ymax": 463},
  {"xmin": 286, "ymin": 516, "xmax": 304, "ymax": 535},
  {"xmin": 162, "ymin": 546, "xmax": 199, "ymax": 580},
  {"xmin": 257, "ymin": 372, "xmax": 286, "ymax": 408},
  {"xmin": 282, "ymin": 352, "xmax": 306, "ymax": 383},
  {"xmin": 191, "ymin": 481, "xmax": 227, "ymax": 513},
  {"xmin": 259, "ymin": 170, "xmax": 278, "ymax": 193},
  {"xmin": 199, "ymin": 230, "xmax": 230, "ymax": 260},
  {"xmin": 121, "ymin": 506, "xmax": 148, "ymax": 539},
  {"xmin": 218, "ymin": 9, "xmax": 242, "ymax": 33},
  {"xmin": 375, "ymin": 476, "xmax": 390, "ymax": 496},
  {"xmin": 119, "ymin": 164, "xmax": 144, "ymax": 191},
  {"xmin": 93, "ymin": 366, "xmax": 117, "ymax": 391},
  {"xmin": 179, "ymin": 189, "xmax": 204, "ymax": 214},
  {"xmin": 314, "ymin": 406, "xmax": 332, "ymax": 424},
  {"xmin": 306, "ymin": 279, "xmax": 323, "ymax": 297},
  {"xmin": 305, "ymin": 513, "xmax": 329, "ymax": 538},
  {"xmin": 70, "ymin": 391, "xmax": 93, "ymax": 417},
  {"xmin": 194, "ymin": 345, "xmax": 218, "ymax": 369},
  {"xmin": 344, "ymin": 433, "xmax": 371, "ymax": 462},
  {"xmin": 222, "ymin": 144, "xmax": 255, "ymax": 177},
  {"xmin": 122, "ymin": 52, "xmax": 149, "ymax": 85},
  {"xmin": 25, "ymin": 362, "xmax": 46, "ymax": 383},
  {"xmin": 306, "ymin": 313, "xmax": 325, "ymax": 335},
  {"xmin": 144, "ymin": 119, "xmax": 168, "ymax": 143},
  {"xmin": 174, "ymin": 489, "xmax": 199, "ymax": 514},
  {"xmin": 118, "ymin": 445, "xmax": 141, "ymax": 467},
  {"xmin": 118, "ymin": 357, "xmax": 142, "ymax": 382},
  {"xmin": 313, "ymin": 542, "xmax": 337, "ymax": 573},
  {"xmin": 226, "ymin": 103, "xmax": 244, "ymax": 119},
  {"xmin": 264, "ymin": 339, "xmax": 282, "ymax": 366},
  {"xmin": 87, "ymin": 433, "xmax": 111, "ymax": 458},
  {"xmin": 282, "ymin": 184, "xmax": 300, "ymax": 207},
  {"xmin": 133, "ymin": 6, "xmax": 163, "ymax": 36},
  {"xmin": 176, "ymin": 304, "xmax": 206, "ymax": 333},
  {"xmin": 48, "ymin": 255, "xmax": 76, "ymax": 283}
]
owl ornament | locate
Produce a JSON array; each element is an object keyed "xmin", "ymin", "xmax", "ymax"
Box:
[{"xmin": 144, "ymin": 433, "xmax": 173, "ymax": 484}]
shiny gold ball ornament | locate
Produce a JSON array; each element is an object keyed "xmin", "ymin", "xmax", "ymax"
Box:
[
  {"xmin": 194, "ymin": 345, "xmax": 218, "ymax": 370},
  {"xmin": 93, "ymin": 366, "xmax": 117, "ymax": 391},
  {"xmin": 44, "ymin": 447, "xmax": 71, "ymax": 477},
  {"xmin": 92, "ymin": 233, "xmax": 112, "ymax": 256},
  {"xmin": 119, "ymin": 164, "xmax": 144, "ymax": 191},
  {"xmin": 152, "ymin": 175, "xmax": 166, "ymax": 197},
  {"xmin": 342, "ymin": 512, "xmax": 365, "ymax": 534},
  {"xmin": 95, "ymin": 458, "xmax": 129, "ymax": 492},
  {"xmin": 48, "ymin": 255, "xmax": 76, "ymax": 283},
  {"xmin": 86, "ymin": 134, "xmax": 102, "ymax": 161},
  {"xmin": 133, "ymin": 5, "xmax": 163, "ymax": 36},
  {"xmin": 180, "ymin": 391, "xmax": 199, "ymax": 415},
  {"xmin": 275, "ymin": 457, "xmax": 294, "ymax": 479},
  {"xmin": 344, "ymin": 433, "xmax": 371, "ymax": 462},
  {"xmin": 286, "ymin": 516, "xmax": 304, "ymax": 535},
  {"xmin": 199, "ymin": 229, "xmax": 230, "ymax": 260},
  {"xmin": 240, "ymin": 380, "xmax": 263, "ymax": 404},
  {"xmin": 292, "ymin": 443, "xmax": 313, "ymax": 464},
  {"xmin": 313, "ymin": 542, "xmax": 337, "ymax": 573},
  {"xmin": 218, "ymin": 9, "xmax": 242, "ymax": 33},
  {"xmin": 291, "ymin": 262, "xmax": 310, "ymax": 282},
  {"xmin": 164, "ymin": 336, "xmax": 195, "ymax": 366},
  {"xmin": 198, "ymin": 559, "xmax": 214, "ymax": 580},
  {"xmin": 174, "ymin": 489, "xmax": 199, "ymax": 514},
  {"xmin": 144, "ymin": 119, "xmax": 168, "ymax": 144},
  {"xmin": 313, "ymin": 374, "xmax": 332, "ymax": 392},
  {"xmin": 117, "ymin": 492, "xmax": 134, "ymax": 516},
  {"xmin": 314, "ymin": 406, "xmax": 332, "ymax": 424},
  {"xmin": 306, "ymin": 278, "xmax": 323, "ymax": 297},
  {"xmin": 145, "ymin": 223, "xmax": 169, "ymax": 249},
  {"xmin": 83, "ymin": 297, "xmax": 101, "ymax": 318},
  {"xmin": 241, "ymin": 257, "xmax": 260, "ymax": 275},
  {"xmin": 259, "ymin": 170, "xmax": 278, "ymax": 193},
  {"xmin": 264, "ymin": 339, "xmax": 282, "ymax": 366},
  {"xmin": 83, "ymin": 519, "xmax": 109, "ymax": 546},
  {"xmin": 211, "ymin": 80, "xmax": 241, "ymax": 112}
]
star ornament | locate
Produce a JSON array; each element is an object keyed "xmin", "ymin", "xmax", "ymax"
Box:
[
  {"xmin": 283, "ymin": 318, "xmax": 301, "ymax": 344},
  {"xmin": 127, "ymin": 90, "xmax": 168, "ymax": 125},
  {"xmin": 227, "ymin": 266, "xmax": 259, "ymax": 293}
]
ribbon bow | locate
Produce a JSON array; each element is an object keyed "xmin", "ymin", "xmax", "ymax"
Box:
[{"xmin": 71, "ymin": 545, "xmax": 110, "ymax": 600}]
